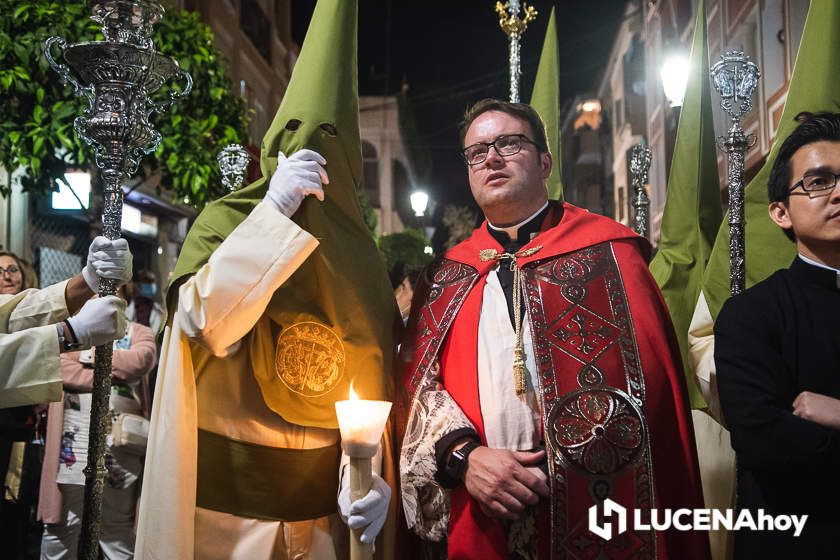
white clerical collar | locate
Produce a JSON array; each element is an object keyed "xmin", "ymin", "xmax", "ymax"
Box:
[
  {"xmin": 798, "ymin": 253, "xmax": 840, "ymax": 287},
  {"xmin": 798, "ymin": 253, "xmax": 840, "ymax": 274},
  {"xmin": 488, "ymin": 202, "xmax": 549, "ymax": 241}
]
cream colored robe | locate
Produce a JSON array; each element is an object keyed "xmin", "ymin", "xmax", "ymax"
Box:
[
  {"xmin": 136, "ymin": 201, "xmax": 348, "ymax": 559},
  {"xmin": 0, "ymin": 281, "xmax": 69, "ymax": 407},
  {"xmin": 688, "ymin": 291, "xmax": 736, "ymax": 560}
]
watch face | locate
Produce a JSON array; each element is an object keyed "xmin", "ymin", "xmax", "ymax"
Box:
[{"xmin": 449, "ymin": 442, "xmax": 478, "ymax": 481}]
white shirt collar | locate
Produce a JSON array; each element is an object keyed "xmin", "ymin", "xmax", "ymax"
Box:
[
  {"xmin": 798, "ymin": 253, "xmax": 840, "ymax": 275},
  {"xmin": 487, "ymin": 202, "xmax": 549, "ymax": 241},
  {"xmin": 798, "ymin": 253, "xmax": 840, "ymax": 288}
]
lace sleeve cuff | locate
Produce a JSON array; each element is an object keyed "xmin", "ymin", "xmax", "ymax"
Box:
[{"xmin": 400, "ymin": 381, "xmax": 475, "ymax": 541}]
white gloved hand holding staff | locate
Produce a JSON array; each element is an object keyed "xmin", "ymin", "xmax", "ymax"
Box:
[
  {"xmin": 65, "ymin": 296, "xmax": 127, "ymax": 348},
  {"xmin": 82, "ymin": 236, "xmax": 133, "ymax": 292}
]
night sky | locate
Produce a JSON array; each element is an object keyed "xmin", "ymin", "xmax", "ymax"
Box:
[{"xmin": 292, "ymin": 0, "xmax": 626, "ymax": 228}]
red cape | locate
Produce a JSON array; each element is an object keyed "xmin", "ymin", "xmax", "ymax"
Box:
[{"xmin": 401, "ymin": 203, "xmax": 709, "ymax": 559}]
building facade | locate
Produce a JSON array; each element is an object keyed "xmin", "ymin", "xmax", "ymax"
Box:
[
  {"xmin": 359, "ymin": 95, "xmax": 415, "ymax": 236},
  {"xmin": 559, "ymin": 97, "xmax": 613, "ymax": 217},
  {"xmin": 175, "ymin": 0, "xmax": 295, "ymax": 145},
  {"xmin": 595, "ymin": 0, "xmax": 810, "ymax": 243}
]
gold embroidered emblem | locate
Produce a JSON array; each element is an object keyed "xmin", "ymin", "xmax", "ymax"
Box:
[
  {"xmin": 479, "ymin": 248, "xmax": 499, "ymax": 261},
  {"xmin": 275, "ymin": 322, "xmax": 345, "ymax": 397}
]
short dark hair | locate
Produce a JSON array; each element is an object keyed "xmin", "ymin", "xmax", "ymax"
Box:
[
  {"xmin": 388, "ymin": 260, "xmax": 422, "ymax": 290},
  {"xmin": 768, "ymin": 111, "xmax": 840, "ymax": 203},
  {"xmin": 459, "ymin": 98, "xmax": 549, "ymax": 153},
  {"xmin": 767, "ymin": 112, "xmax": 840, "ymax": 241}
]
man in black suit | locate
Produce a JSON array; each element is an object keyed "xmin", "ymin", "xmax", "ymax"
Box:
[{"xmin": 715, "ymin": 111, "xmax": 840, "ymax": 558}]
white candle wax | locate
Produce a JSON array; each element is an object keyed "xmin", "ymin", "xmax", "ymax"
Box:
[{"xmin": 334, "ymin": 398, "xmax": 391, "ymax": 458}]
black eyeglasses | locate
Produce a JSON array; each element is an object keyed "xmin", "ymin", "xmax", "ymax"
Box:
[
  {"xmin": 0, "ymin": 265, "xmax": 20, "ymax": 277},
  {"xmin": 462, "ymin": 134, "xmax": 539, "ymax": 166},
  {"xmin": 789, "ymin": 170, "xmax": 840, "ymax": 195}
]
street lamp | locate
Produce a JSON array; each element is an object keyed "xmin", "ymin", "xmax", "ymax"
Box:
[
  {"xmin": 53, "ymin": 171, "xmax": 92, "ymax": 210},
  {"xmin": 410, "ymin": 190, "xmax": 429, "ymax": 217},
  {"xmin": 660, "ymin": 51, "xmax": 690, "ymax": 107}
]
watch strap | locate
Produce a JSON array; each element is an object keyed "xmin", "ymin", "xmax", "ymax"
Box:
[
  {"xmin": 61, "ymin": 321, "xmax": 82, "ymax": 351},
  {"xmin": 448, "ymin": 440, "xmax": 480, "ymax": 482}
]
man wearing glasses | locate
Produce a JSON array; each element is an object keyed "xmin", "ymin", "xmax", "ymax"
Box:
[
  {"xmin": 716, "ymin": 111, "xmax": 840, "ymax": 557},
  {"xmin": 398, "ymin": 99, "xmax": 709, "ymax": 559}
]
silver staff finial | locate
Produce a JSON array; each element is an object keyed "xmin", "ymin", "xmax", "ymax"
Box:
[
  {"xmin": 711, "ymin": 50, "xmax": 761, "ymax": 296},
  {"xmin": 217, "ymin": 144, "xmax": 251, "ymax": 192},
  {"xmin": 630, "ymin": 141, "xmax": 653, "ymax": 239},
  {"xmin": 711, "ymin": 50, "xmax": 760, "ymax": 125}
]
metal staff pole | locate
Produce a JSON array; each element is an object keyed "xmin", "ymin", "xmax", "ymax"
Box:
[
  {"xmin": 45, "ymin": 1, "xmax": 191, "ymax": 556},
  {"xmin": 629, "ymin": 141, "xmax": 652, "ymax": 238},
  {"xmin": 710, "ymin": 50, "xmax": 760, "ymax": 296},
  {"xmin": 495, "ymin": 1, "xmax": 537, "ymax": 103}
]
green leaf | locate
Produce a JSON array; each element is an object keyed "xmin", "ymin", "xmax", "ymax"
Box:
[
  {"xmin": 56, "ymin": 130, "xmax": 73, "ymax": 149},
  {"xmin": 13, "ymin": 5, "xmax": 29, "ymax": 20}
]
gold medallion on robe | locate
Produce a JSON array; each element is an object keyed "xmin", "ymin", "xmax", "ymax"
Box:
[{"xmin": 274, "ymin": 321, "xmax": 346, "ymax": 397}]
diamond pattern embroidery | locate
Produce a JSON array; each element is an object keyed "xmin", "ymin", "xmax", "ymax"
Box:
[{"xmin": 548, "ymin": 305, "xmax": 620, "ymax": 362}]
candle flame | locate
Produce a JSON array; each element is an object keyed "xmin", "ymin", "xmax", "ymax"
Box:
[{"xmin": 349, "ymin": 382, "xmax": 359, "ymax": 401}]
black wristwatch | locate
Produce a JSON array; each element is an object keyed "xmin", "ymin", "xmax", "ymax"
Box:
[
  {"xmin": 446, "ymin": 440, "xmax": 480, "ymax": 482},
  {"xmin": 57, "ymin": 321, "xmax": 81, "ymax": 352}
]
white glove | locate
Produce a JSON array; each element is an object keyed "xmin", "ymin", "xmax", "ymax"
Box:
[
  {"xmin": 82, "ymin": 236, "xmax": 133, "ymax": 293},
  {"xmin": 66, "ymin": 296, "xmax": 127, "ymax": 348},
  {"xmin": 338, "ymin": 467, "xmax": 391, "ymax": 545},
  {"xmin": 265, "ymin": 149, "xmax": 329, "ymax": 217}
]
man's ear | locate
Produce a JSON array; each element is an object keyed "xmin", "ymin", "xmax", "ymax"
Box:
[
  {"xmin": 768, "ymin": 201, "xmax": 793, "ymax": 231},
  {"xmin": 540, "ymin": 151, "xmax": 552, "ymax": 179}
]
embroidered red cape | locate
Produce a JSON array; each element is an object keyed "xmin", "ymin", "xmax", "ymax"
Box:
[{"xmin": 401, "ymin": 203, "xmax": 709, "ymax": 559}]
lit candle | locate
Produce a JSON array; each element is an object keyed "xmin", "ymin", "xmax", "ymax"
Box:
[{"xmin": 335, "ymin": 384, "xmax": 391, "ymax": 560}]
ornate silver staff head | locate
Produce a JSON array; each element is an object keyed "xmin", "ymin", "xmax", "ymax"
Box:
[
  {"xmin": 44, "ymin": 0, "xmax": 192, "ymax": 185},
  {"xmin": 710, "ymin": 50, "xmax": 760, "ymax": 125},
  {"xmin": 217, "ymin": 144, "xmax": 251, "ymax": 192},
  {"xmin": 630, "ymin": 142, "xmax": 652, "ymax": 189}
]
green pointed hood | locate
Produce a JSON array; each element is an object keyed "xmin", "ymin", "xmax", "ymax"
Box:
[
  {"xmin": 257, "ymin": 0, "xmax": 362, "ymax": 191},
  {"xmin": 168, "ymin": 0, "xmax": 397, "ymax": 429},
  {"xmin": 702, "ymin": 0, "xmax": 840, "ymax": 319},
  {"xmin": 529, "ymin": 7, "xmax": 563, "ymax": 201},
  {"xmin": 649, "ymin": 0, "xmax": 721, "ymax": 409}
]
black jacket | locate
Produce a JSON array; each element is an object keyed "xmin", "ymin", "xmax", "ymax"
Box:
[{"xmin": 716, "ymin": 257, "xmax": 840, "ymax": 558}]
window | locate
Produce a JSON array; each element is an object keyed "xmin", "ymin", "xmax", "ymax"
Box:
[
  {"xmin": 241, "ymin": 0, "xmax": 271, "ymax": 62},
  {"xmin": 362, "ymin": 141, "xmax": 380, "ymax": 207}
]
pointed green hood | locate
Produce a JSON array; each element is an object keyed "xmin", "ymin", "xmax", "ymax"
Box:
[
  {"xmin": 702, "ymin": 1, "xmax": 840, "ymax": 318},
  {"xmin": 168, "ymin": 0, "xmax": 398, "ymax": 428},
  {"xmin": 529, "ymin": 7, "xmax": 563, "ymax": 201},
  {"xmin": 257, "ymin": 0, "xmax": 362, "ymax": 192},
  {"xmin": 649, "ymin": 0, "xmax": 721, "ymax": 409}
]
